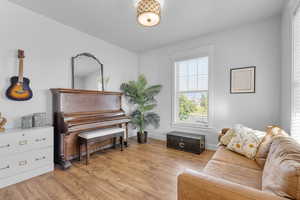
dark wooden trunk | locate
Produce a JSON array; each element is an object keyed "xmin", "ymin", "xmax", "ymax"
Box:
[{"xmin": 167, "ymin": 132, "xmax": 205, "ymax": 154}]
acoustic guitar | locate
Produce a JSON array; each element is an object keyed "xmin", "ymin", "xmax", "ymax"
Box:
[{"xmin": 6, "ymin": 49, "xmax": 33, "ymax": 101}]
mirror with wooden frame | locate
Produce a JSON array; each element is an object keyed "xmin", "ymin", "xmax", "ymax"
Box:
[{"xmin": 71, "ymin": 53, "xmax": 104, "ymax": 91}]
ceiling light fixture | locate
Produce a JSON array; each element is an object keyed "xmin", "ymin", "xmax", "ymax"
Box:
[{"xmin": 137, "ymin": 0, "xmax": 161, "ymax": 27}]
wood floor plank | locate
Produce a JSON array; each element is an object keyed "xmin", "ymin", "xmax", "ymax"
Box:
[
  {"xmin": 0, "ymin": 138, "xmax": 214, "ymax": 200},
  {"xmin": 0, "ymin": 185, "xmax": 25, "ymax": 200},
  {"xmin": 36, "ymin": 174, "xmax": 81, "ymax": 200}
]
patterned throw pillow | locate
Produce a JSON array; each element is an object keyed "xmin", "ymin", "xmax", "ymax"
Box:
[
  {"xmin": 227, "ymin": 127, "xmax": 266, "ymax": 159},
  {"xmin": 219, "ymin": 124, "xmax": 247, "ymax": 146},
  {"xmin": 220, "ymin": 129, "xmax": 236, "ymax": 146},
  {"xmin": 255, "ymin": 126, "xmax": 288, "ymax": 168}
]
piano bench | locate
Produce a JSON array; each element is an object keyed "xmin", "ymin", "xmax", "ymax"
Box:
[{"xmin": 78, "ymin": 128, "xmax": 125, "ymax": 165}]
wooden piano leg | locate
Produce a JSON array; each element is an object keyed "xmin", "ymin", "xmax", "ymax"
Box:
[
  {"xmin": 120, "ymin": 136, "xmax": 124, "ymax": 151},
  {"xmin": 85, "ymin": 141, "xmax": 89, "ymax": 165},
  {"xmin": 78, "ymin": 141, "xmax": 81, "ymax": 161},
  {"xmin": 113, "ymin": 137, "xmax": 117, "ymax": 149},
  {"xmin": 58, "ymin": 160, "xmax": 72, "ymax": 170},
  {"xmin": 124, "ymin": 122, "xmax": 129, "ymax": 147}
]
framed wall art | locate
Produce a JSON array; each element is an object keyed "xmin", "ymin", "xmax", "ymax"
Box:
[{"xmin": 230, "ymin": 66, "xmax": 256, "ymax": 94}]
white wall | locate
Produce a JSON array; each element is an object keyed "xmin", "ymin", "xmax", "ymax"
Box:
[
  {"xmin": 281, "ymin": 0, "xmax": 299, "ymax": 133},
  {"xmin": 139, "ymin": 16, "xmax": 282, "ymax": 148},
  {"xmin": 0, "ymin": 0, "xmax": 139, "ymax": 129}
]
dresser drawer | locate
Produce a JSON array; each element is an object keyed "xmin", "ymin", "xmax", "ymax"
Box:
[
  {"xmin": 0, "ymin": 147, "xmax": 53, "ymax": 179},
  {"xmin": 29, "ymin": 128, "xmax": 53, "ymax": 150},
  {"xmin": 0, "ymin": 136, "xmax": 16, "ymax": 156},
  {"xmin": 0, "ymin": 127, "xmax": 53, "ymax": 156}
]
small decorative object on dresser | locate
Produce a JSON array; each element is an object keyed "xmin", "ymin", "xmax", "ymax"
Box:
[
  {"xmin": 0, "ymin": 126, "xmax": 54, "ymax": 189},
  {"xmin": 0, "ymin": 113, "xmax": 7, "ymax": 132},
  {"xmin": 21, "ymin": 112, "xmax": 48, "ymax": 129},
  {"xmin": 33, "ymin": 112, "xmax": 47, "ymax": 127},
  {"xmin": 21, "ymin": 115, "xmax": 33, "ymax": 129},
  {"xmin": 167, "ymin": 131, "xmax": 205, "ymax": 154}
]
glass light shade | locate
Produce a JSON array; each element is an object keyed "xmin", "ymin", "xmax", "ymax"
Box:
[
  {"xmin": 138, "ymin": 12, "xmax": 160, "ymax": 27},
  {"xmin": 137, "ymin": 0, "xmax": 161, "ymax": 27}
]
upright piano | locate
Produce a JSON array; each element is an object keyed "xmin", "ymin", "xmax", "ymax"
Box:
[{"xmin": 51, "ymin": 88, "xmax": 130, "ymax": 169}]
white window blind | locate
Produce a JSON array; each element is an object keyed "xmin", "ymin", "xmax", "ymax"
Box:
[
  {"xmin": 174, "ymin": 57, "xmax": 209, "ymax": 125},
  {"xmin": 292, "ymin": 7, "xmax": 300, "ymax": 141}
]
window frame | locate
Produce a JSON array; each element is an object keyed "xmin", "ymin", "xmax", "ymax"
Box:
[
  {"xmin": 171, "ymin": 46, "xmax": 214, "ymax": 129},
  {"xmin": 291, "ymin": 2, "xmax": 300, "ymax": 139}
]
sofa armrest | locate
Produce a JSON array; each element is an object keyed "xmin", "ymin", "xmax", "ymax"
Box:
[{"xmin": 178, "ymin": 170, "xmax": 286, "ymax": 200}]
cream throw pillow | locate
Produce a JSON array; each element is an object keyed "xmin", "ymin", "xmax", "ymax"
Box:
[
  {"xmin": 227, "ymin": 127, "xmax": 266, "ymax": 159},
  {"xmin": 220, "ymin": 129, "xmax": 236, "ymax": 146},
  {"xmin": 219, "ymin": 124, "xmax": 245, "ymax": 146}
]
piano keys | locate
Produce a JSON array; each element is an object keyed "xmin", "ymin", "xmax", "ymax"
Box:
[{"xmin": 51, "ymin": 88, "xmax": 130, "ymax": 169}]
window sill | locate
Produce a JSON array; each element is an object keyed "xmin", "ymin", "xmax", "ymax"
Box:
[{"xmin": 171, "ymin": 122, "xmax": 213, "ymax": 131}]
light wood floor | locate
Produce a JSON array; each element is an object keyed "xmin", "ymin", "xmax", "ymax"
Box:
[{"xmin": 0, "ymin": 138, "xmax": 215, "ymax": 200}]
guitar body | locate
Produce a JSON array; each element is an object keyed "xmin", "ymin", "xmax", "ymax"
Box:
[
  {"xmin": 6, "ymin": 76, "xmax": 33, "ymax": 101},
  {"xmin": 6, "ymin": 49, "xmax": 33, "ymax": 101}
]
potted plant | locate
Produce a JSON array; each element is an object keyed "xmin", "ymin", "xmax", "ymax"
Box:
[{"xmin": 120, "ymin": 75, "xmax": 162, "ymax": 143}]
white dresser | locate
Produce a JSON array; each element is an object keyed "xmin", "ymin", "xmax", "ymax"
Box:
[{"xmin": 0, "ymin": 126, "xmax": 54, "ymax": 189}]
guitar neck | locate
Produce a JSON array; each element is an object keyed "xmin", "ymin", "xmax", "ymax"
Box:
[{"xmin": 18, "ymin": 58, "xmax": 24, "ymax": 83}]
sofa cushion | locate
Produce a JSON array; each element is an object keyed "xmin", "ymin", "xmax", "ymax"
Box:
[
  {"xmin": 255, "ymin": 126, "xmax": 288, "ymax": 168},
  {"xmin": 212, "ymin": 146, "xmax": 261, "ymax": 170},
  {"xmin": 203, "ymin": 160, "xmax": 262, "ymax": 189},
  {"xmin": 262, "ymin": 136, "xmax": 300, "ymax": 200}
]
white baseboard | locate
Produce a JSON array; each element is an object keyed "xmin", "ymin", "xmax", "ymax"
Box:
[
  {"xmin": 128, "ymin": 131, "xmax": 135, "ymax": 138},
  {"xmin": 0, "ymin": 164, "xmax": 54, "ymax": 189},
  {"xmin": 148, "ymin": 131, "xmax": 218, "ymax": 151},
  {"xmin": 148, "ymin": 132, "xmax": 167, "ymax": 141},
  {"xmin": 205, "ymin": 144, "xmax": 218, "ymax": 151}
]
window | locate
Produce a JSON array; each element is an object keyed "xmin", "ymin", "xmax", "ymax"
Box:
[
  {"xmin": 173, "ymin": 56, "xmax": 209, "ymax": 126},
  {"xmin": 292, "ymin": 6, "xmax": 300, "ymax": 141}
]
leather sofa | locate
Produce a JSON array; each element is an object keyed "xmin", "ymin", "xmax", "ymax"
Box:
[{"xmin": 177, "ymin": 129, "xmax": 300, "ymax": 200}]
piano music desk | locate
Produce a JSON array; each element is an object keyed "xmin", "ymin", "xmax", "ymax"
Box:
[{"xmin": 78, "ymin": 128, "xmax": 125, "ymax": 165}]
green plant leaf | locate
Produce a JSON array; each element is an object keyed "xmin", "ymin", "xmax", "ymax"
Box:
[
  {"xmin": 137, "ymin": 75, "xmax": 147, "ymax": 90},
  {"xmin": 143, "ymin": 104, "xmax": 157, "ymax": 111},
  {"xmin": 145, "ymin": 85, "xmax": 162, "ymax": 99},
  {"xmin": 144, "ymin": 112, "xmax": 160, "ymax": 129}
]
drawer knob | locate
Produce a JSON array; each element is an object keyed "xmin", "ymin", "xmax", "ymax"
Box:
[
  {"xmin": 19, "ymin": 160, "xmax": 27, "ymax": 166},
  {"xmin": 0, "ymin": 165, "xmax": 10, "ymax": 170},
  {"xmin": 179, "ymin": 142, "xmax": 185, "ymax": 148},
  {"xmin": 19, "ymin": 140, "xmax": 28, "ymax": 146},
  {"xmin": 35, "ymin": 138, "xmax": 46, "ymax": 142},
  {"xmin": 35, "ymin": 156, "xmax": 46, "ymax": 161},
  {"xmin": 0, "ymin": 144, "xmax": 10, "ymax": 149}
]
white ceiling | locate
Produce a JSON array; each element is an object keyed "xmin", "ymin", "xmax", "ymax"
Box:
[{"xmin": 9, "ymin": 0, "xmax": 285, "ymax": 52}]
